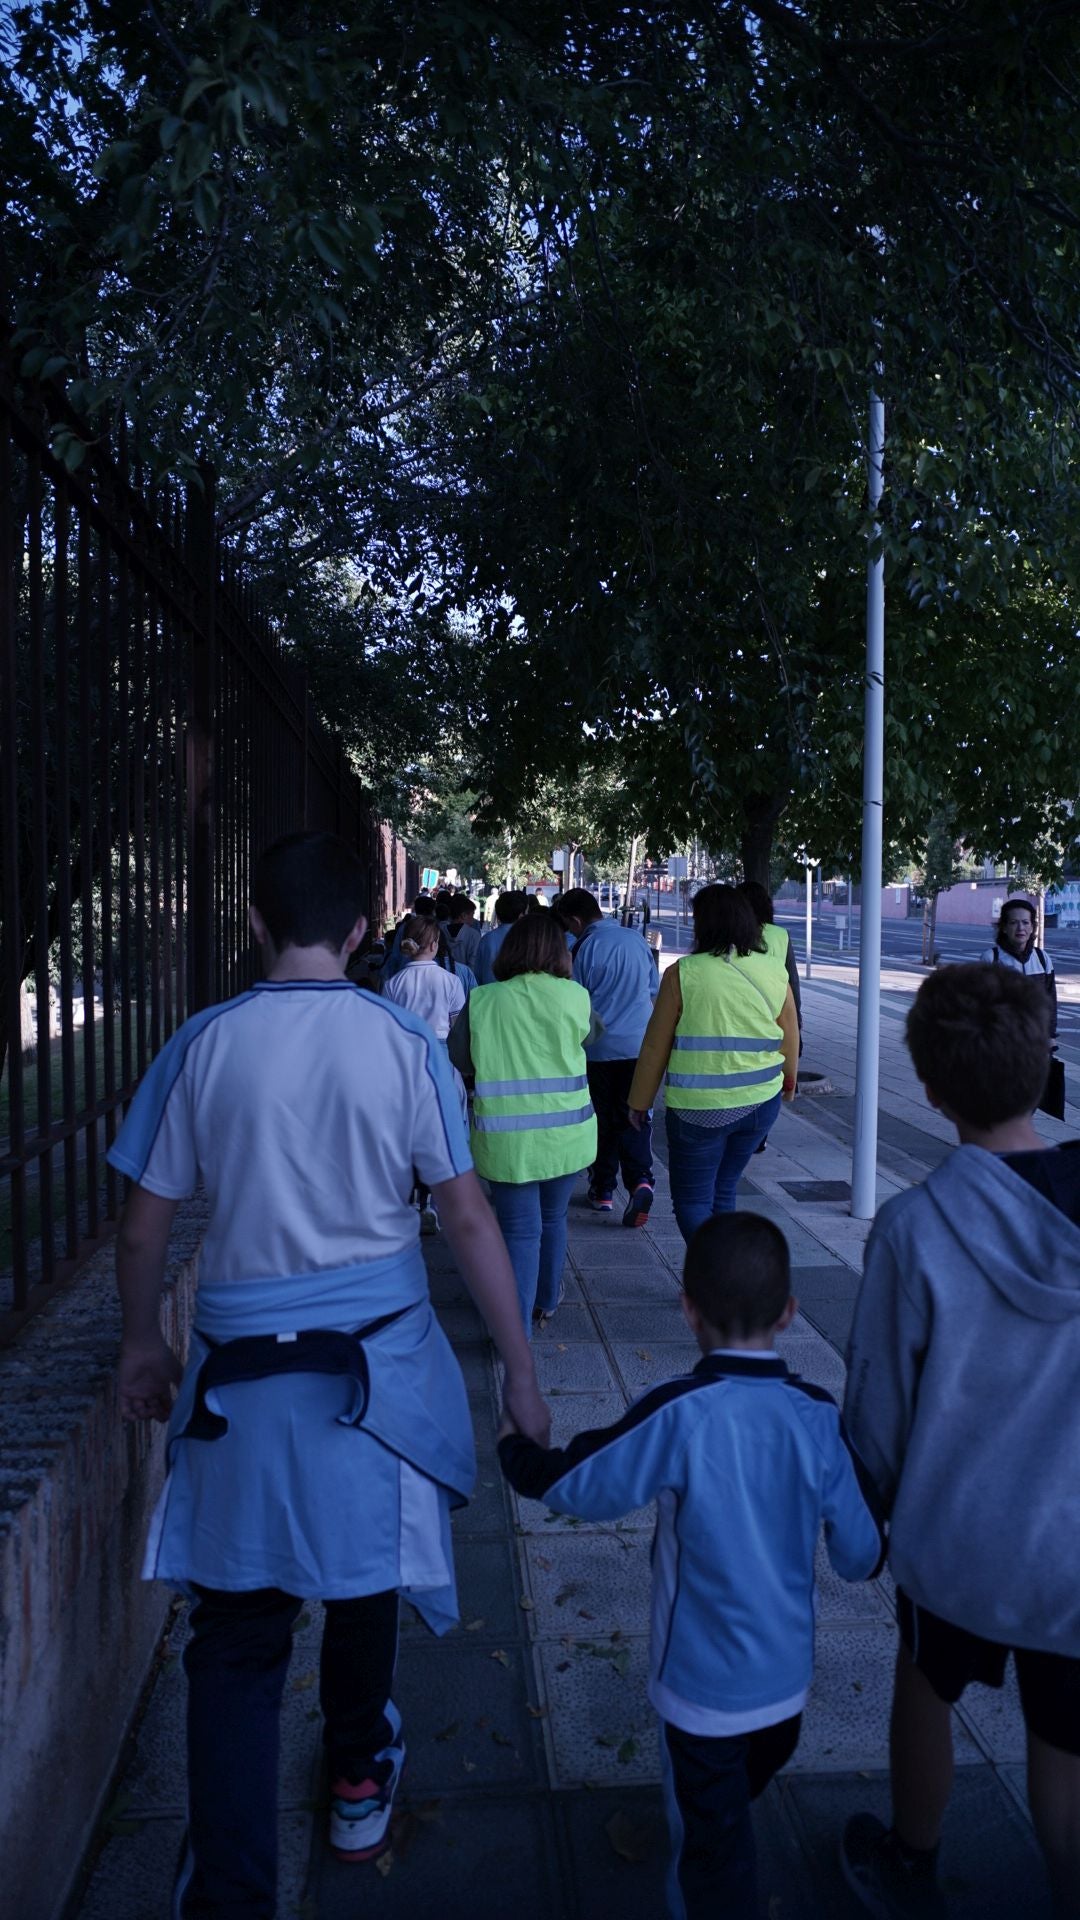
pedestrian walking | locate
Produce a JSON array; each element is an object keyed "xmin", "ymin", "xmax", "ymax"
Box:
[
  {"xmin": 449, "ymin": 913, "xmax": 596, "ymax": 1329},
  {"xmin": 382, "ymin": 913, "xmax": 468, "ymax": 1233},
  {"xmin": 109, "ymin": 832, "xmax": 548, "ymax": 1916},
  {"xmin": 499, "ymin": 1211, "xmax": 883, "ymax": 1920},
  {"xmin": 474, "ymin": 889, "xmax": 528, "ymax": 984},
  {"xmin": 739, "ymin": 880, "xmax": 802, "ymax": 1039},
  {"xmin": 628, "ymin": 885, "xmax": 799, "ymax": 1241},
  {"xmin": 558, "ymin": 885, "xmax": 659, "ymax": 1226},
  {"xmin": 448, "ymin": 892, "xmax": 482, "ymax": 971},
  {"xmin": 841, "ymin": 963, "xmax": 1080, "ymax": 1920}
]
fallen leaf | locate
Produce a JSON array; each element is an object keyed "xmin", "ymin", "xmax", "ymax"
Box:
[
  {"xmin": 375, "ymin": 1851, "xmax": 394, "ymax": 1878},
  {"xmin": 527, "ymin": 1704, "xmax": 548, "ymax": 1720},
  {"xmin": 490, "ymin": 1649, "xmax": 510, "ymax": 1667},
  {"xmin": 492, "ymin": 1730, "xmax": 514, "ymax": 1748},
  {"xmin": 519, "ymin": 1595, "xmax": 535, "ymax": 1611},
  {"xmin": 434, "ymin": 1721, "xmax": 460, "ymax": 1742},
  {"xmin": 637, "ymin": 1348, "xmax": 651, "ymax": 1362},
  {"xmin": 462, "ymin": 1758, "xmax": 477, "ymax": 1773},
  {"xmin": 595, "ymin": 1734, "xmax": 617, "ymax": 1748},
  {"xmin": 554, "ymin": 1583, "xmax": 581, "ymax": 1607},
  {"xmin": 556, "ymin": 1343, "xmax": 568, "ymax": 1353},
  {"xmin": 605, "ymin": 1809, "xmax": 651, "ymax": 1863},
  {"xmin": 578, "ymin": 1609, "xmax": 596, "ymax": 1621},
  {"xmin": 290, "ymin": 1672, "xmax": 316, "ymax": 1692},
  {"xmin": 617, "ymin": 1737, "xmax": 639, "ymax": 1765},
  {"xmin": 533, "ymin": 1554, "xmax": 553, "ymax": 1571},
  {"xmin": 464, "ymin": 1618, "xmax": 486, "ymax": 1632},
  {"xmin": 556, "ymin": 1660, "xmax": 571, "ymax": 1673}
]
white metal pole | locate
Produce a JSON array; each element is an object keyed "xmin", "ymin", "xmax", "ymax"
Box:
[
  {"xmin": 852, "ymin": 388, "xmax": 886, "ymax": 1219},
  {"xmin": 805, "ymin": 863, "xmax": 813, "ymax": 981}
]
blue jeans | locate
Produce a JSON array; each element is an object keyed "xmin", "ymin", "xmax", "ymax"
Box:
[
  {"xmin": 661, "ymin": 1714, "xmax": 801, "ymax": 1918},
  {"xmin": 666, "ymin": 1094, "xmax": 782, "ymax": 1244},
  {"xmin": 488, "ymin": 1170, "xmax": 579, "ymax": 1329}
]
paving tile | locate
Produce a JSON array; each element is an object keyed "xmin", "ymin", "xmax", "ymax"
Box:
[
  {"xmin": 432, "ymin": 1301, "xmax": 488, "ymax": 1344},
  {"xmin": 798, "ymin": 1626, "xmax": 982, "ymax": 1773},
  {"xmin": 456, "ymin": 1345, "xmax": 497, "ymax": 1394},
  {"xmin": 76, "ymin": 1813, "xmax": 189, "ymax": 1920},
  {"xmin": 590, "ymin": 1301, "xmax": 690, "ymax": 1343},
  {"xmin": 954, "ymin": 1670, "xmax": 1028, "ymax": 1764},
  {"xmin": 537, "ymin": 1636, "xmax": 660, "ymax": 1784},
  {"xmin": 775, "ymin": 1334, "xmax": 847, "ymax": 1393},
  {"xmin": 452, "ymin": 1434, "xmax": 511, "ymax": 1537},
  {"xmin": 556, "ymin": 1785, "xmax": 668, "ymax": 1920},
  {"xmin": 532, "ymin": 1341, "xmax": 618, "ymax": 1393},
  {"xmin": 393, "ymin": 1643, "xmax": 548, "ymax": 1790},
  {"xmin": 312, "ymin": 1793, "xmax": 564, "ymax": 1920},
  {"xmin": 522, "ymin": 1530, "xmax": 653, "ymax": 1639},
  {"xmin": 609, "ymin": 1341, "xmax": 699, "ymax": 1397},
  {"xmin": 814, "ymin": 1541, "xmax": 892, "ymax": 1624},
  {"xmin": 578, "ymin": 1264, "xmax": 682, "ymax": 1303},
  {"xmin": 529, "ymin": 1302, "xmax": 595, "ymax": 1342},
  {"xmin": 785, "ymin": 1766, "xmax": 1052, "ymax": 1918},
  {"xmin": 569, "ymin": 1234, "xmax": 668, "ymax": 1270},
  {"xmin": 401, "ymin": 1534, "xmax": 525, "ymax": 1643}
]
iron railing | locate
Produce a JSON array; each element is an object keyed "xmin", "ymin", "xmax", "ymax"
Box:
[{"xmin": 0, "ymin": 367, "xmax": 413, "ymax": 1338}]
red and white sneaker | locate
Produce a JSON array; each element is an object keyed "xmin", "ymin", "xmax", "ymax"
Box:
[
  {"xmin": 622, "ymin": 1182, "xmax": 654, "ymax": 1229},
  {"xmin": 329, "ymin": 1712, "xmax": 405, "ymax": 1863}
]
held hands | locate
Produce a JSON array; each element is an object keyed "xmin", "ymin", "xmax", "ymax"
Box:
[
  {"xmin": 627, "ymin": 1108, "xmax": 648, "ymax": 1132},
  {"xmin": 501, "ymin": 1371, "xmax": 551, "ymax": 1447},
  {"xmin": 118, "ymin": 1335, "xmax": 182, "ymax": 1424}
]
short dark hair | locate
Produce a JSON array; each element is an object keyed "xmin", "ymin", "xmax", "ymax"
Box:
[
  {"xmin": 252, "ymin": 832, "xmax": 366, "ymax": 953},
  {"xmin": 412, "ymin": 894, "xmax": 436, "ymax": 916},
  {"xmin": 560, "ymin": 887, "xmax": 602, "ymax": 924},
  {"xmin": 453, "ymin": 892, "xmax": 476, "ymax": 918},
  {"xmin": 683, "ymin": 1213, "xmax": 791, "ymax": 1336},
  {"xmin": 692, "ymin": 884, "xmax": 764, "ymax": 958},
  {"xmin": 493, "ymin": 913, "xmax": 573, "ymax": 981},
  {"xmin": 434, "ymin": 889, "xmax": 455, "ymax": 920},
  {"xmin": 739, "ymin": 880, "xmax": 774, "ymax": 928},
  {"xmin": 906, "ymin": 963, "xmax": 1052, "ymax": 1125},
  {"xmin": 494, "ymin": 890, "xmax": 528, "ymax": 925}
]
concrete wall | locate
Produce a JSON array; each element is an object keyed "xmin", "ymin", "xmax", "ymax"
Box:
[{"xmin": 0, "ymin": 1200, "xmax": 205, "ymax": 1920}]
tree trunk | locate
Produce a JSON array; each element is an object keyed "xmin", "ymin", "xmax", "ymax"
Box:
[
  {"xmin": 739, "ymin": 795, "xmax": 785, "ymax": 890},
  {"xmin": 928, "ymin": 890, "xmax": 939, "ymax": 962}
]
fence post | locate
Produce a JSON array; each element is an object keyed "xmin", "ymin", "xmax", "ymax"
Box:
[{"xmin": 185, "ymin": 465, "xmax": 216, "ymax": 1011}]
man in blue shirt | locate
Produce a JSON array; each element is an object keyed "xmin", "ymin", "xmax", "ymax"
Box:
[
  {"xmin": 559, "ymin": 887, "xmax": 659, "ymax": 1226},
  {"xmin": 473, "ymin": 889, "xmax": 527, "ymax": 984}
]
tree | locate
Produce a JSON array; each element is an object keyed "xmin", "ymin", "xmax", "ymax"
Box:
[{"xmin": 914, "ymin": 807, "xmax": 966, "ymax": 963}]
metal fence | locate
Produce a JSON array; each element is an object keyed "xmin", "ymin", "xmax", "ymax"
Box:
[{"xmin": 0, "ymin": 366, "xmax": 413, "ymax": 1339}]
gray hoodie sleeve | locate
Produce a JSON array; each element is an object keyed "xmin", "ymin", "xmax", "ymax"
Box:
[{"xmin": 843, "ymin": 1216, "xmax": 930, "ymax": 1515}]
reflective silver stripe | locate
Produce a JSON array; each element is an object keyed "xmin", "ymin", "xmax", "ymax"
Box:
[
  {"xmin": 672, "ymin": 1036, "xmax": 776, "ymax": 1053},
  {"xmin": 667, "ymin": 1066, "xmax": 781, "ymax": 1090},
  {"xmin": 474, "ymin": 1074, "xmax": 589, "ymax": 1097},
  {"xmin": 473, "ymin": 1103, "xmax": 594, "ymax": 1134}
]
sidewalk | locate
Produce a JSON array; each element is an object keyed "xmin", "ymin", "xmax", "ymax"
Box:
[{"xmin": 72, "ymin": 971, "xmax": 1068, "ymax": 1920}]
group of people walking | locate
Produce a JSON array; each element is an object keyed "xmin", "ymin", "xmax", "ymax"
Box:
[
  {"xmin": 107, "ymin": 835, "xmax": 1078, "ymax": 1920},
  {"xmin": 369, "ymin": 876, "xmax": 800, "ymax": 1326}
]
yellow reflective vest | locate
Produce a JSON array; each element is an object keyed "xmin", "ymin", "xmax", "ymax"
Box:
[
  {"xmin": 469, "ymin": 974, "xmax": 597, "ymax": 1183},
  {"xmin": 665, "ymin": 951, "xmax": 786, "ymax": 1113}
]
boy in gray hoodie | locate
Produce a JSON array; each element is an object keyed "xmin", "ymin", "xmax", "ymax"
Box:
[{"xmin": 840, "ymin": 963, "xmax": 1080, "ymax": 1920}]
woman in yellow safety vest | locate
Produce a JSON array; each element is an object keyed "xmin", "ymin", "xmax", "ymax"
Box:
[
  {"xmin": 628, "ymin": 885, "xmax": 799, "ymax": 1243},
  {"xmin": 449, "ymin": 914, "xmax": 597, "ymax": 1331}
]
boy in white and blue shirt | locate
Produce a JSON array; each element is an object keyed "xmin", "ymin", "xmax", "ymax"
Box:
[
  {"xmin": 499, "ymin": 1211, "xmax": 883, "ymax": 1920},
  {"xmin": 111, "ymin": 832, "xmax": 547, "ymax": 1917}
]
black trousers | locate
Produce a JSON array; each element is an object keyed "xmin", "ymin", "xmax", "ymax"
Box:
[
  {"xmin": 587, "ymin": 1057, "xmax": 654, "ymax": 1195},
  {"xmin": 662, "ymin": 1713, "xmax": 801, "ymax": 1919},
  {"xmin": 177, "ymin": 1584, "xmax": 399, "ymax": 1918}
]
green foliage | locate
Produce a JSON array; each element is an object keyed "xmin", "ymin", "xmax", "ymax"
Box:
[{"xmin": 7, "ymin": 4, "xmax": 1080, "ymax": 879}]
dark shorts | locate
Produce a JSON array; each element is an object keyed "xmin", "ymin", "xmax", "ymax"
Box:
[{"xmin": 897, "ymin": 1589, "xmax": 1080, "ymax": 1757}]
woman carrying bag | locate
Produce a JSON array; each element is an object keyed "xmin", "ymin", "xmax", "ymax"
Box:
[
  {"xmin": 628, "ymin": 885, "xmax": 799, "ymax": 1242},
  {"xmin": 449, "ymin": 915, "xmax": 597, "ymax": 1330}
]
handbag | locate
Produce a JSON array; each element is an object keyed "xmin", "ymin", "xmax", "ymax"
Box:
[{"xmin": 1040, "ymin": 1054, "xmax": 1066, "ymax": 1121}]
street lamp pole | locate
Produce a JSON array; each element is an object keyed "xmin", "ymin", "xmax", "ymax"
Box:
[{"xmin": 851, "ymin": 385, "xmax": 886, "ymax": 1219}]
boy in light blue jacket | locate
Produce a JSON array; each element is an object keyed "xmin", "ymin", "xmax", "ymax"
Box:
[{"xmin": 499, "ymin": 1211, "xmax": 884, "ymax": 1920}]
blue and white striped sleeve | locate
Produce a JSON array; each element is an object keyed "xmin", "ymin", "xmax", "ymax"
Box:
[
  {"xmin": 499, "ymin": 1379, "xmax": 700, "ymax": 1520},
  {"xmin": 411, "ymin": 1024, "xmax": 473, "ymax": 1184}
]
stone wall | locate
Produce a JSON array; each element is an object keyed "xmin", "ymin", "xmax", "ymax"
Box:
[{"xmin": 0, "ymin": 1199, "xmax": 206, "ymax": 1920}]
